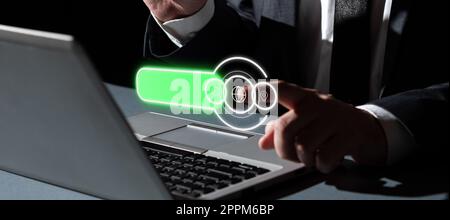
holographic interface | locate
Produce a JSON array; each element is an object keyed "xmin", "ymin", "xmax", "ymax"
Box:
[{"xmin": 136, "ymin": 57, "xmax": 278, "ymax": 131}]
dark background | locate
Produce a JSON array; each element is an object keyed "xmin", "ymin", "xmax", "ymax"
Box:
[{"xmin": 0, "ymin": 1, "xmax": 149, "ymax": 87}]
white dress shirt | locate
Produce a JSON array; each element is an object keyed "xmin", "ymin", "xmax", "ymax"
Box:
[
  {"xmin": 150, "ymin": 0, "xmax": 417, "ymax": 165},
  {"xmin": 150, "ymin": 0, "xmax": 215, "ymax": 48}
]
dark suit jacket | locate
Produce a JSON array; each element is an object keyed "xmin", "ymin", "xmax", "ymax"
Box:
[{"xmin": 143, "ymin": 0, "xmax": 448, "ymax": 156}]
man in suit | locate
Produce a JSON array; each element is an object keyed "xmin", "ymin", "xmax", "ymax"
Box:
[{"xmin": 142, "ymin": 0, "xmax": 449, "ymax": 173}]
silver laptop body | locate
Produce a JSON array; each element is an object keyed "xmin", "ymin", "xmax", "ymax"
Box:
[{"xmin": 0, "ymin": 25, "xmax": 304, "ymax": 200}]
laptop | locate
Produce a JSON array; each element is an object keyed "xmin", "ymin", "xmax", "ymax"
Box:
[{"xmin": 0, "ymin": 24, "xmax": 304, "ymax": 200}]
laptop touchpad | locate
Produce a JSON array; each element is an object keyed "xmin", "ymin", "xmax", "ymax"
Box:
[{"xmin": 152, "ymin": 124, "xmax": 252, "ymax": 149}]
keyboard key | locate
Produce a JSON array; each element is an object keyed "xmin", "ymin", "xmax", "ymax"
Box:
[
  {"xmin": 244, "ymin": 172, "xmax": 256, "ymax": 179},
  {"xmin": 206, "ymin": 161, "xmax": 219, "ymax": 167},
  {"xmin": 207, "ymin": 168, "xmax": 233, "ymax": 179},
  {"xmin": 170, "ymin": 175, "xmax": 182, "ymax": 182},
  {"xmin": 194, "ymin": 165, "xmax": 206, "ymax": 172},
  {"xmin": 162, "ymin": 167, "xmax": 175, "ymax": 173},
  {"xmin": 193, "ymin": 181, "xmax": 206, "ymax": 188},
  {"xmin": 153, "ymin": 163, "xmax": 163, "ymax": 169},
  {"xmin": 160, "ymin": 173, "xmax": 170, "ymax": 179},
  {"xmin": 233, "ymin": 175, "xmax": 245, "ymax": 180},
  {"xmin": 219, "ymin": 180, "xmax": 232, "ymax": 186},
  {"xmin": 255, "ymin": 168, "xmax": 270, "ymax": 174},
  {"xmin": 174, "ymin": 169, "xmax": 186, "ymax": 176},
  {"xmin": 196, "ymin": 154, "xmax": 208, "ymax": 158},
  {"xmin": 229, "ymin": 177, "xmax": 242, "ymax": 184},
  {"xmin": 141, "ymin": 141, "xmax": 191, "ymax": 157},
  {"xmin": 207, "ymin": 183, "xmax": 228, "ymax": 190},
  {"xmin": 231, "ymin": 167, "xmax": 246, "ymax": 174},
  {"xmin": 182, "ymin": 178, "xmax": 194, "ymax": 184},
  {"xmin": 239, "ymin": 164, "xmax": 257, "ymax": 170},
  {"xmin": 196, "ymin": 176, "xmax": 216, "ymax": 185},
  {"xmin": 205, "ymin": 186, "xmax": 217, "ymax": 192},
  {"xmin": 158, "ymin": 158, "xmax": 171, "ymax": 164},
  {"xmin": 229, "ymin": 161, "xmax": 242, "ymax": 167},
  {"xmin": 199, "ymin": 174, "xmax": 220, "ymax": 183},
  {"xmin": 171, "ymin": 161, "xmax": 182, "ymax": 166},
  {"xmin": 184, "ymin": 155, "xmax": 195, "ymax": 161},
  {"xmin": 213, "ymin": 166, "xmax": 240, "ymax": 176},
  {"xmin": 219, "ymin": 164, "xmax": 231, "ymax": 169},
  {"xmin": 189, "ymin": 191, "xmax": 202, "ymax": 198},
  {"xmin": 168, "ymin": 164, "xmax": 182, "ymax": 170},
  {"xmin": 183, "ymin": 163, "xmax": 194, "ymax": 169},
  {"xmin": 193, "ymin": 187, "xmax": 214, "ymax": 195},
  {"xmin": 186, "ymin": 171, "xmax": 198, "ymax": 178},
  {"xmin": 175, "ymin": 183, "xmax": 194, "ymax": 192},
  {"xmin": 171, "ymin": 190, "xmax": 188, "ymax": 198},
  {"xmin": 196, "ymin": 158, "xmax": 207, "ymax": 164},
  {"xmin": 216, "ymin": 159, "xmax": 231, "ymax": 164},
  {"xmin": 167, "ymin": 154, "xmax": 182, "ymax": 160},
  {"xmin": 246, "ymin": 170, "xmax": 259, "ymax": 176}
]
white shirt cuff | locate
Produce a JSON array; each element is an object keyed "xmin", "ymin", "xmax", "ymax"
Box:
[
  {"xmin": 357, "ymin": 104, "xmax": 418, "ymax": 165},
  {"xmin": 150, "ymin": 0, "xmax": 215, "ymax": 48}
]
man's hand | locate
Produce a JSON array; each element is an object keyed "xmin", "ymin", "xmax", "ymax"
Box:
[
  {"xmin": 259, "ymin": 81, "xmax": 388, "ymax": 173},
  {"xmin": 143, "ymin": 0, "xmax": 208, "ymax": 22}
]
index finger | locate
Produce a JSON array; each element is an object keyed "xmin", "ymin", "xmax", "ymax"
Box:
[{"xmin": 274, "ymin": 80, "xmax": 307, "ymax": 110}]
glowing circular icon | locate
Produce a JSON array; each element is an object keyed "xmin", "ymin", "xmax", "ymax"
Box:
[
  {"xmin": 251, "ymin": 81, "xmax": 278, "ymax": 111},
  {"xmin": 203, "ymin": 78, "xmax": 225, "ymax": 105},
  {"xmin": 213, "ymin": 56, "xmax": 272, "ymax": 131},
  {"xmin": 232, "ymin": 86, "xmax": 247, "ymax": 103},
  {"xmin": 259, "ymin": 90, "xmax": 268, "ymax": 101},
  {"xmin": 223, "ymin": 75, "xmax": 255, "ymax": 115}
]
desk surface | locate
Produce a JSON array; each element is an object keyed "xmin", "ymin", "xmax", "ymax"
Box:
[{"xmin": 0, "ymin": 84, "xmax": 448, "ymax": 200}]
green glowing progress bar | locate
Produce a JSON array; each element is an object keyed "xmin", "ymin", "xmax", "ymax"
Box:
[{"xmin": 136, "ymin": 67, "xmax": 224, "ymax": 111}]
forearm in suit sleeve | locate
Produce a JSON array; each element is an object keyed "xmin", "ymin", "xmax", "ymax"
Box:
[
  {"xmin": 143, "ymin": 0, "xmax": 257, "ymax": 69},
  {"xmin": 372, "ymin": 83, "xmax": 449, "ymax": 155}
]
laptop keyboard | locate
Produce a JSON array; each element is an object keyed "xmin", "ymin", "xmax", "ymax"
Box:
[{"xmin": 140, "ymin": 141, "xmax": 270, "ymax": 199}]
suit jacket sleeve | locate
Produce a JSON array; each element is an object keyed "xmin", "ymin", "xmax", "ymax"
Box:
[
  {"xmin": 143, "ymin": 0, "xmax": 257, "ymax": 69},
  {"xmin": 371, "ymin": 83, "xmax": 449, "ymax": 155}
]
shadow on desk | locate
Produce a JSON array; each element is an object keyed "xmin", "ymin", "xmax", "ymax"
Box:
[
  {"xmin": 325, "ymin": 157, "xmax": 449, "ymax": 199},
  {"xmin": 246, "ymin": 155, "xmax": 449, "ymax": 200}
]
